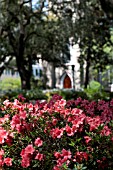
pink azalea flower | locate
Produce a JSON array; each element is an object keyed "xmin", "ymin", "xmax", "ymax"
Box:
[
  {"xmin": 5, "ymin": 135, "xmax": 13, "ymax": 146},
  {"xmin": 10, "ymin": 114, "xmax": 20, "ymax": 130},
  {"xmin": 58, "ymin": 99, "xmax": 66, "ymax": 107},
  {"xmin": 18, "ymin": 94, "xmax": 26, "ymax": 101},
  {"xmin": 86, "ymin": 116, "xmax": 101, "ymax": 131},
  {"xmin": 21, "ymin": 157, "xmax": 30, "ymax": 168},
  {"xmin": 4, "ymin": 157, "xmax": 12, "ymax": 166},
  {"xmin": 50, "ymin": 128, "xmax": 64, "ymax": 139},
  {"xmin": 34, "ymin": 137, "xmax": 43, "ymax": 147},
  {"xmin": 19, "ymin": 110, "xmax": 27, "ymax": 120},
  {"xmin": 52, "ymin": 118, "xmax": 58, "ymax": 126},
  {"xmin": 20, "ymin": 149, "xmax": 25, "ymax": 158},
  {"xmin": 3, "ymin": 100, "xmax": 11, "ymax": 107},
  {"xmin": 61, "ymin": 149, "xmax": 72, "ymax": 159},
  {"xmin": 0, "ymin": 127, "xmax": 8, "ymax": 144},
  {"xmin": 25, "ymin": 144, "xmax": 35, "ymax": 155},
  {"xmin": 54, "ymin": 152, "xmax": 61, "ymax": 159},
  {"xmin": 53, "ymin": 166, "xmax": 60, "ymax": 170},
  {"xmin": 35, "ymin": 152, "xmax": 44, "ymax": 161},
  {"xmin": 0, "ymin": 159, "xmax": 4, "ymax": 167},
  {"xmin": 71, "ymin": 108, "xmax": 83, "ymax": 115},
  {"xmin": 74, "ymin": 151, "xmax": 89, "ymax": 163},
  {"xmin": 65, "ymin": 124, "xmax": 74, "ymax": 136},
  {"xmin": 0, "ymin": 149, "xmax": 4, "ymax": 156},
  {"xmin": 100, "ymin": 125, "xmax": 111, "ymax": 136},
  {"xmin": 84, "ymin": 136, "xmax": 92, "ymax": 144},
  {"xmin": 0, "ymin": 114, "xmax": 9, "ymax": 124}
]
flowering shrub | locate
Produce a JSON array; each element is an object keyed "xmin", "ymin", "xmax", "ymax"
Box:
[{"xmin": 0, "ymin": 94, "xmax": 113, "ymax": 169}]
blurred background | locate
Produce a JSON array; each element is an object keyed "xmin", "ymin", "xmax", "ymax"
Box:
[{"xmin": 0, "ymin": 0, "xmax": 113, "ymax": 101}]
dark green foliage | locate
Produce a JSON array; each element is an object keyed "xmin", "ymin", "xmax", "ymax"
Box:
[
  {"xmin": 45, "ymin": 89, "xmax": 110, "ymax": 101},
  {"xmin": 0, "ymin": 89, "xmax": 47, "ymax": 102},
  {"xmin": 45, "ymin": 89, "xmax": 88, "ymax": 101}
]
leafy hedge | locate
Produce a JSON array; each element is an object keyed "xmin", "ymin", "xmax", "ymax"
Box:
[
  {"xmin": 0, "ymin": 89, "xmax": 47, "ymax": 103},
  {"xmin": 44, "ymin": 89, "xmax": 110, "ymax": 101},
  {"xmin": 44, "ymin": 89, "xmax": 88, "ymax": 101},
  {"xmin": 0, "ymin": 88, "xmax": 111, "ymax": 105}
]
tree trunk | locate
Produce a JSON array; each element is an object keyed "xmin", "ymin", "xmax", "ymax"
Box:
[
  {"xmin": 51, "ymin": 62, "xmax": 56, "ymax": 89},
  {"xmin": 97, "ymin": 68, "xmax": 103, "ymax": 87},
  {"xmin": 6, "ymin": 2, "xmax": 33, "ymax": 90},
  {"xmin": 84, "ymin": 47, "xmax": 91, "ymax": 88},
  {"xmin": 80, "ymin": 60, "xmax": 84, "ymax": 87},
  {"xmin": 16, "ymin": 33, "xmax": 32, "ymax": 90},
  {"xmin": 42, "ymin": 60, "xmax": 49, "ymax": 89},
  {"xmin": 72, "ymin": 65, "xmax": 75, "ymax": 89},
  {"xmin": 16, "ymin": 55, "xmax": 32, "ymax": 90},
  {"xmin": 16, "ymin": 60, "xmax": 32, "ymax": 90},
  {"xmin": 21, "ymin": 75, "xmax": 31, "ymax": 90}
]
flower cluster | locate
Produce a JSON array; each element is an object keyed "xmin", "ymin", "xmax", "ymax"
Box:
[
  {"xmin": 0, "ymin": 95, "xmax": 113, "ymax": 169},
  {"xmin": 0, "ymin": 149, "xmax": 12, "ymax": 167}
]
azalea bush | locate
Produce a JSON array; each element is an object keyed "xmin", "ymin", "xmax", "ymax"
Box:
[{"xmin": 0, "ymin": 95, "xmax": 113, "ymax": 169}]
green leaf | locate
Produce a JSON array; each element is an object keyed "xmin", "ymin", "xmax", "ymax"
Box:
[{"xmin": 69, "ymin": 140, "xmax": 75, "ymax": 147}]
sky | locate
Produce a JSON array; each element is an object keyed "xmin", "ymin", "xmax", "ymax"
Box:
[
  {"xmin": 32, "ymin": 0, "xmax": 48, "ymax": 11},
  {"xmin": 32, "ymin": 0, "xmax": 38, "ymax": 6},
  {"xmin": 32, "ymin": 0, "xmax": 48, "ymax": 6}
]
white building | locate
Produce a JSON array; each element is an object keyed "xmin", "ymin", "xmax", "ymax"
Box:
[
  {"xmin": 0, "ymin": 63, "xmax": 43, "ymax": 81},
  {"xmin": 40, "ymin": 43, "xmax": 81, "ymax": 90}
]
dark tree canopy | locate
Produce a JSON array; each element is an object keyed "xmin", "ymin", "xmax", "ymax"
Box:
[
  {"xmin": 74, "ymin": 0, "xmax": 112, "ymax": 87},
  {"xmin": 99, "ymin": 0, "xmax": 113, "ymax": 18},
  {"xmin": 0, "ymin": 0, "xmax": 113, "ymax": 90},
  {"xmin": 0, "ymin": 0, "xmax": 73, "ymax": 90}
]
